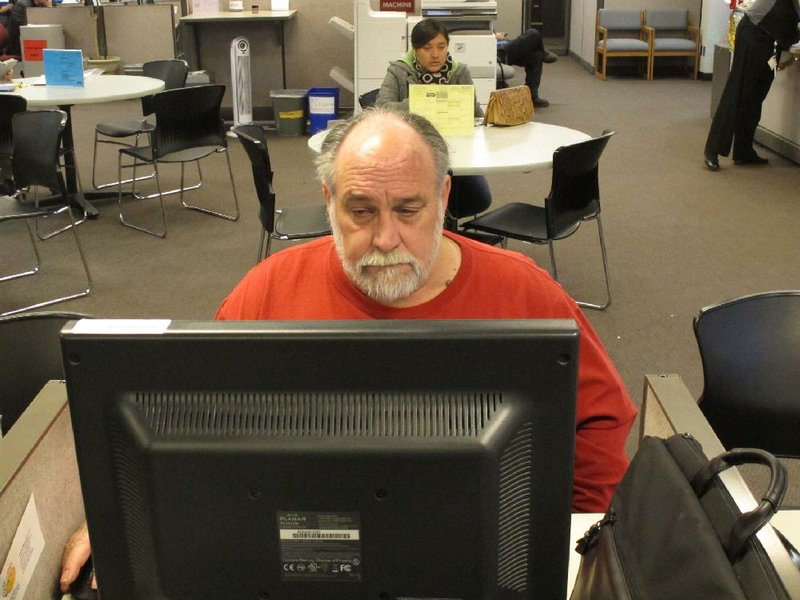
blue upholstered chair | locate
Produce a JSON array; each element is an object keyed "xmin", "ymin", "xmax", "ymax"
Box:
[
  {"xmin": 644, "ymin": 9, "xmax": 700, "ymax": 80},
  {"xmin": 594, "ymin": 9, "xmax": 650, "ymax": 81}
]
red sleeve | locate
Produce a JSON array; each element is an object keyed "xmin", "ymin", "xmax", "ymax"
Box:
[{"xmin": 570, "ymin": 308, "xmax": 637, "ymax": 512}]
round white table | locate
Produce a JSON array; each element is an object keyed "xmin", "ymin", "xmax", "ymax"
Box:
[
  {"xmin": 10, "ymin": 75, "xmax": 166, "ymax": 216},
  {"xmin": 308, "ymin": 121, "xmax": 591, "ymax": 175},
  {"xmin": 11, "ymin": 74, "xmax": 165, "ymax": 107}
]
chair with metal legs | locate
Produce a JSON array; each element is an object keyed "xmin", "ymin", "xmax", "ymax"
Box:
[
  {"xmin": 0, "ymin": 95, "xmax": 28, "ymax": 194},
  {"xmin": 1, "ymin": 110, "xmax": 92, "ymax": 317},
  {"xmin": 462, "ymin": 130, "xmax": 616, "ymax": 310},
  {"xmin": 232, "ymin": 124, "xmax": 330, "ymax": 262},
  {"xmin": 91, "ymin": 59, "xmax": 189, "ymax": 192},
  {"xmin": 117, "ymin": 84, "xmax": 239, "ymax": 238}
]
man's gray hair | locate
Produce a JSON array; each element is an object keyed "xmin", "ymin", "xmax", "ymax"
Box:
[{"xmin": 315, "ymin": 106, "xmax": 450, "ymax": 196}]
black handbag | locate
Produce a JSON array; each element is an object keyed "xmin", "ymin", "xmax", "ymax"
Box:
[{"xmin": 570, "ymin": 433, "xmax": 791, "ymax": 600}]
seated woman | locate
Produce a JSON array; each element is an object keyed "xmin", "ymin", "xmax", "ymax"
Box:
[{"xmin": 376, "ymin": 18, "xmax": 490, "ymax": 226}]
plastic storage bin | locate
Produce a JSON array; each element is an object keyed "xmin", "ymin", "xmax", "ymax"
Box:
[
  {"xmin": 270, "ymin": 89, "xmax": 307, "ymax": 136},
  {"xmin": 307, "ymin": 87, "xmax": 340, "ymax": 135}
]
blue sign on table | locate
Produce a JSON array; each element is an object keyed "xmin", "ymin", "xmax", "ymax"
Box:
[{"xmin": 43, "ymin": 49, "xmax": 85, "ymax": 87}]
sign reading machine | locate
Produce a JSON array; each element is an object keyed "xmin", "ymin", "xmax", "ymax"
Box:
[
  {"xmin": 277, "ymin": 511, "xmax": 362, "ymax": 581},
  {"xmin": 380, "ymin": 0, "xmax": 414, "ymax": 11}
]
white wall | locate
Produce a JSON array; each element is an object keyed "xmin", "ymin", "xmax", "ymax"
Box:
[
  {"xmin": 496, "ymin": 0, "xmax": 524, "ymax": 37},
  {"xmin": 699, "ymin": 1, "xmax": 732, "ymax": 74}
]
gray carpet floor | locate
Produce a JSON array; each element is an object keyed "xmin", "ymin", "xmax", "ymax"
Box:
[{"xmin": 3, "ymin": 57, "xmax": 799, "ymax": 479}]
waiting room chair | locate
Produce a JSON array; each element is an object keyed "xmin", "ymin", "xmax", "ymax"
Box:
[
  {"xmin": 92, "ymin": 59, "xmax": 189, "ymax": 191},
  {"xmin": 693, "ymin": 291, "xmax": 800, "ymax": 458},
  {"xmin": 462, "ymin": 130, "xmax": 616, "ymax": 310},
  {"xmin": 0, "ymin": 311, "xmax": 90, "ymax": 435},
  {"xmin": 496, "ymin": 63, "xmax": 516, "ymax": 89},
  {"xmin": 232, "ymin": 124, "xmax": 330, "ymax": 262},
  {"xmin": 594, "ymin": 9, "xmax": 651, "ymax": 81},
  {"xmin": 644, "ymin": 10, "xmax": 700, "ymax": 80},
  {"xmin": 117, "ymin": 84, "xmax": 239, "ymax": 238},
  {"xmin": 445, "ymin": 173, "xmax": 503, "ymax": 247},
  {"xmin": 1, "ymin": 110, "xmax": 92, "ymax": 317}
]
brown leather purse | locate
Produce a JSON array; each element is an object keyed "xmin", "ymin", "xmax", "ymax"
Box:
[{"xmin": 483, "ymin": 85, "xmax": 534, "ymax": 126}]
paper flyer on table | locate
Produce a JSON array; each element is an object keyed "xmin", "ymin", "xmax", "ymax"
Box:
[
  {"xmin": 408, "ymin": 84, "xmax": 474, "ymax": 135},
  {"xmin": 42, "ymin": 49, "xmax": 85, "ymax": 87},
  {"xmin": 1, "ymin": 495, "xmax": 45, "ymax": 600}
]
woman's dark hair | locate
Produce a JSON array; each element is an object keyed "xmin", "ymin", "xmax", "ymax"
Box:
[{"xmin": 410, "ymin": 18, "xmax": 449, "ymax": 49}]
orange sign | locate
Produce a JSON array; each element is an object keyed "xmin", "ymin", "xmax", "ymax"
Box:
[{"xmin": 23, "ymin": 39, "xmax": 48, "ymax": 62}]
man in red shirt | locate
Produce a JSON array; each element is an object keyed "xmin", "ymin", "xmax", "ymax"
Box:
[
  {"xmin": 60, "ymin": 106, "xmax": 636, "ymax": 593},
  {"xmin": 216, "ymin": 107, "xmax": 636, "ymax": 514}
]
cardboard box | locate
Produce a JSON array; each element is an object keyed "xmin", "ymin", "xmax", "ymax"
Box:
[{"xmin": 20, "ymin": 24, "xmax": 64, "ymax": 78}]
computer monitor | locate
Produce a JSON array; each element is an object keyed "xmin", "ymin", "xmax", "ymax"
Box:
[{"xmin": 61, "ymin": 319, "xmax": 579, "ymax": 600}]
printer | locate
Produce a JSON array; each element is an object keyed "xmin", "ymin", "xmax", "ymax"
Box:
[{"xmin": 353, "ymin": 0, "xmax": 498, "ymax": 110}]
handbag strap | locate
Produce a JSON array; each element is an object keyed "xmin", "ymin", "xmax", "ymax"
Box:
[{"xmin": 690, "ymin": 448, "xmax": 787, "ymax": 560}]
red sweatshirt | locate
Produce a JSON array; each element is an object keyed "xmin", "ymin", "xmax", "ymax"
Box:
[{"xmin": 217, "ymin": 232, "xmax": 637, "ymax": 512}]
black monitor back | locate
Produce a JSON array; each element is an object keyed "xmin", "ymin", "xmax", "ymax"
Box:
[{"xmin": 61, "ymin": 319, "xmax": 579, "ymax": 600}]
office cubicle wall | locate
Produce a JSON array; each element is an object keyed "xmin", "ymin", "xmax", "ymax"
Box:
[
  {"xmin": 104, "ymin": 4, "xmax": 176, "ymax": 65},
  {"xmin": 26, "ymin": 6, "xmax": 95, "ymax": 58},
  {"xmin": 0, "ymin": 382, "xmax": 85, "ymax": 599},
  {"xmin": 27, "ymin": 4, "xmax": 175, "ymax": 68}
]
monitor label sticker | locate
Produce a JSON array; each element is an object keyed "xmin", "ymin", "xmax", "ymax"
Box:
[{"xmin": 277, "ymin": 511, "xmax": 362, "ymax": 581}]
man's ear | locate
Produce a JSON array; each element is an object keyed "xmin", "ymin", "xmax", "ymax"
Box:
[
  {"xmin": 322, "ymin": 183, "xmax": 333, "ymax": 207},
  {"xmin": 441, "ymin": 172, "xmax": 452, "ymax": 212}
]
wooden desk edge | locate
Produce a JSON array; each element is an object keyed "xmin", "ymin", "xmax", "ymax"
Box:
[{"xmin": 641, "ymin": 373, "xmax": 800, "ymax": 597}]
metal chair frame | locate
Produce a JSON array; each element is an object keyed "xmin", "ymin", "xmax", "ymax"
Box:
[
  {"xmin": 232, "ymin": 124, "xmax": 329, "ymax": 262},
  {"xmin": 462, "ymin": 131, "xmax": 615, "ymax": 310},
  {"xmin": 117, "ymin": 85, "xmax": 239, "ymax": 238},
  {"xmin": 1, "ymin": 111, "xmax": 92, "ymax": 316},
  {"xmin": 91, "ymin": 59, "xmax": 190, "ymax": 193}
]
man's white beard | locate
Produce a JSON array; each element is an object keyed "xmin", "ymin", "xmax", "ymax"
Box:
[{"xmin": 328, "ymin": 203, "xmax": 443, "ymax": 305}]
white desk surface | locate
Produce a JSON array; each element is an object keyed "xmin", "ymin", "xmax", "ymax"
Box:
[
  {"xmin": 9, "ymin": 75, "xmax": 165, "ymax": 107},
  {"xmin": 308, "ymin": 121, "xmax": 591, "ymax": 176},
  {"xmin": 180, "ymin": 9, "xmax": 297, "ymax": 22},
  {"xmin": 57, "ymin": 510, "xmax": 800, "ymax": 599}
]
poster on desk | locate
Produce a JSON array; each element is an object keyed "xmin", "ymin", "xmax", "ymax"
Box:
[
  {"xmin": 409, "ymin": 84, "xmax": 474, "ymax": 135},
  {"xmin": 42, "ymin": 49, "xmax": 84, "ymax": 87}
]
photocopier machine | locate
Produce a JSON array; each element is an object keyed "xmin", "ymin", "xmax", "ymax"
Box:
[{"xmin": 329, "ymin": 0, "xmax": 499, "ymax": 111}]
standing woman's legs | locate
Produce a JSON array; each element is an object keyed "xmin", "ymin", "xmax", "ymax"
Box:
[
  {"xmin": 732, "ymin": 24, "xmax": 775, "ymax": 161},
  {"xmin": 705, "ymin": 16, "xmax": 755, "ymax": 158}
]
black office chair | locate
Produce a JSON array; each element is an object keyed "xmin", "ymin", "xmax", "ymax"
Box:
[
  {"xmin": 1, "ymin": 110, "xmax": 92, "ymax": 317},
  {"xmin": 0, "ymin": 96, "xmax": 27, "ymax": 157},
  {"xmin": 232, "ymin": 124, "xmax": 330, "ymax": 262},
  {"xmin": 0, "ymin": 311, "xmax": 91, "ymax": 435},
  {"xmin": 117, "ymin": 84, "xmax": 239, "ymax": 238},
  {"xmin": 462, "ymin": 130, "xmax": 615, "ymax": 310},
  {"xmin": 0, "ymin": 95, "xmax": 27, "ymax": 194},
  {"xmin": 693, "ymin": 291, "xmax": 800, "ymax": 458},
  {"xmin": 92, "ymin": 59, "xmax": 189, "ymax": 192}
]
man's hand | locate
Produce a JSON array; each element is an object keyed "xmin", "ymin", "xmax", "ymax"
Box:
[
  {"xmin": 59, "ymin": 521, "xmax": 96, "ymax": 593},
  {"xmin": 495, "ymin": 32, "xmax": 509, "ymax": 41}
]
